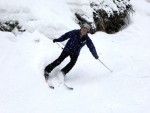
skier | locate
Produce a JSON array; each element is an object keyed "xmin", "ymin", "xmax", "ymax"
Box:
[{"xmin": 44, "ymin": 23, "xmax": 99, "ymax": 79}]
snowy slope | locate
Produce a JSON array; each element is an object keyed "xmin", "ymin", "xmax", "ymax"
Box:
[{"xmin": 0, "ymin": 0, "xmax": 150, "ymax": 113}]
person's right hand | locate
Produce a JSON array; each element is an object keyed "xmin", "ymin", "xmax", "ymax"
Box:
[{"xmin": 53, "ymin": 39, "xmax": 58, "ymax": 43}]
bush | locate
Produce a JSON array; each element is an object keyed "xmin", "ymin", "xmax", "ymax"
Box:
[
  {"xmin": 90, "ymin": 0, "xmax": 134, "ymax": 34},
  {"xmin": 0, "ymin": 20, "xmax": 25, "ymax": 33}
]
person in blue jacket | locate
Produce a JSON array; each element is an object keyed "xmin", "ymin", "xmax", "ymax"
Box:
[{"xmin": 44, "ymin": 23, "xmax": 99, "ymax": 79}]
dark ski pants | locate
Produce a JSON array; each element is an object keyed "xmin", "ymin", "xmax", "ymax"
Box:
[{"xmin": 45, "ymin": 51, "xmax": 78, "ymax": 75}]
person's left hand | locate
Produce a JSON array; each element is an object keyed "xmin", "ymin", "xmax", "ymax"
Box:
[{"xmin": 95, "ymin": 55, "xmax": 99, "ymax": 59}]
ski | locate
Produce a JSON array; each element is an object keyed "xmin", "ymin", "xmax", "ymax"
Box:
[
  {"xmin": 48, "ymin": 83, "xmax": 73, "ymax": 90},
  {"xmin": 44, "ymin": 71, "xmax": 55, "ymax": 89},
  {"xmin": 45, "ymin": 77, "xmax": 54, "ymax": 89},
  {"xmin": 44, "ymin": 71, "xmax": 73, "ymax": 90},
  {"xmin": 64, "ymin": 83, "xmax": 73, "ymax": 90},
  {"xmin": 47, "ymin": 80, "xmax": 55, "ymax": 89}
]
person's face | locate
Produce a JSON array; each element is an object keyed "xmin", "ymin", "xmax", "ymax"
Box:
[{"xmin": 80, "ymin": 27, "xmax": 89, "ymax": 36}]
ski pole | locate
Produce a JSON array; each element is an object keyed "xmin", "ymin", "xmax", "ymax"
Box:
[
  {"xmin": 98, "ymin": 58, "xmax": 113, "ymax": 72},
  {"xmin": 56, "ymin": 42, "xmax": 64, "ymax": 49}
]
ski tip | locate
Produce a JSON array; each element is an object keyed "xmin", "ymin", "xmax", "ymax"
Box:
[
  {"xmin": 64, "ymin": 83, "xmax": 73, "ymax": 90},
  {"xmin": 49, "ymin": 86, "xmax": 54, "ymax": 89},
  {"xmin": 70, "ymin": 88, "xmax": 73, "ymax": 90}
]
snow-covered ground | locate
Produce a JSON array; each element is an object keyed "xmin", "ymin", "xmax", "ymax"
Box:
[{"xmin": 0, "ymin": 0, "xmax": 150, "ymax": 113}]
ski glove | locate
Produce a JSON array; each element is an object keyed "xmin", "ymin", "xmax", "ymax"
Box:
[{"xmin": 53, "ymin": 39, "xmax": 58, "ymax": 43}]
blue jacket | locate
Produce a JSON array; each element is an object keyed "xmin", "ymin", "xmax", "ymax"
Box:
[{"xmin": 56, "ymin": 29, "xmax": 99, "ymax": 59}]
